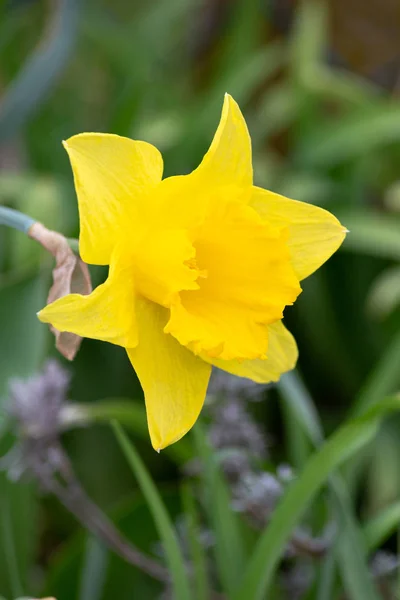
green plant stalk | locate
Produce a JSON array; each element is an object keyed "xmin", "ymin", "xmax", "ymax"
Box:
[
  {"xmin": 78, "ymin": 536, "xmax": 108, "ymax": 600},
  {"xmin": 0, "ymin": 205, "xmax": 80, "ymax": 253},
  {"xmin": 0, "ymin": 206, "xmax": 35, "ymax": 234},
  {"xmin": 192, "ymin": 423, "xmax": 245, "ymax": 597},
  {"xmin": 363, "ymin": 501, "xmax": 400, "ymax": 552},
  {"xmin": 113, "ymin": 422, "xmax": 191, "ymax": 600},
  {"xmin": 181, "ymin": 483, "xmax": 210, "ymax": 600}
]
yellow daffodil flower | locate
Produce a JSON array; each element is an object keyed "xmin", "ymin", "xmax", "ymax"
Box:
[{"xmin": 38, "ymin": 94, "xmax": 347, "ymax": 450}]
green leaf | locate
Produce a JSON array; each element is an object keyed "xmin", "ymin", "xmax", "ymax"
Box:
[
  {"xmin": 62, "ymin": 399, "xmax": 192, "ymax": 464},
  {"xmin": 278, "ymin": 372, "xmax": 385, "ymax": 600},
  {"xmin": 192, "ymin": 423, "xmax": 246, "ymax": 597},
  {"xmin": 367, "ymin": 266, "xmax": 400, "ymax": 318},
  {"xmin": 42, "ymin": 491, "xmax": 173, "ymax": 600},
  {"xmin": 351, "ymin": 330, "xmax": 400, "ymax": 417},
  {"xmin": 340, "ymin": 211, "xmax": 400, "ymax": 261},
  {"xmin": 0, "ymin": 484, "xmax": 24, "ymax": 598},
  {"xmin": 278, "ymin": 371, "xmax": 323, "ymax": 445},
  {"xmin": 330, "ymin": 477, "xmax": 378, "ymax": 600},
  {"xmin": 251, "ymin": 83, "xmax": 300, "ymax": 145},
  {"xmin": 298, "ymin": 103, "xmax": 400, "ymax": 168},
  {"xmin": 363, "ymin": 501, "xmax": 400, "ymax": 551},
  {"xmin": 315, "ymin": 551, "xmax": 336, "ymax": 600},
  {"xmin": 0, "ymin": 0, "xmax": 80, "ymax": 141},
  {"xmin": 303, "ymin": 67, "xmax": 380, "ymax": 108},
  {"xmin": 280, "ymin": 388, "xmax": 312, "ymax": 469},
  {"xmin": 234, "ymin": 395, "xmax": 400, "ymax": 600},
  {"xmin": 0, "ymin": 473, "xmax": 38, "ymax": 599},
  {"xmin": 181, "ymin": 483, "xmax": 210, "ymax": 600},
  {"xmin": 289, "ymin": 0, "xmax": 328, "ymax": 78},
  {"xmin": 0, "ymin": 271, "xmax": 47, "ymax": 597},
  {"xmin": 113, "ymin": 422, "xmax": 191, "ymax": 600},
  {"xmin": 0, "ymin": 270, "xmax": 49, "ymax": 399},
  {"xmin": 216, "ymin": 0, "xmax": 263, "ymax": 76},
  {"xmin": 78, "ymin": 536, "xmax": 108, "ymax": 600}
]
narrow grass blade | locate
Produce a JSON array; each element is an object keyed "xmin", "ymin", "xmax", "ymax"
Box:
[
  {"xmin": 330, "ymin": 476, "xmax": 378, "ymax": 600},
  {"xmin": 181, "ymin": 483, "xmax": 210, "ymax": 600},
  {"xmin": 192, "ymin": 424, "xmax": 245, "ymax": 597},
  {"xmin": 340, "ymin": 211, "xmax": 400, "ymax": 262},
  {"xmin": 367, "ymin": 265, "xmax": 400, "ymax": 319},
  {"xmin": 234, "ymin": 392, "xmax": 400, "ymax": 600},
  {"xmin": 279, "ymin": 372, "xmax": 385, "ymax": 600},
  {"xmin": 78, "ymin": 536, "xmax": 108, "ymax": 600},
  {"xmin": 363, "ymin": 501, "xmax": 400, "ymax": 552},
  {"xmin": 316, "ymin": 551, "xmax": 336, "ymax": 600},
  {"xmin": 0, "ymin": 488, "xmax": 24, "ymax": 597},
  {"xmin": 290, "ymin": 0, "xmax": 328, "ymax": 78},
  {"xmin": 351, "ymin": 330, "xmax": 400, "ymax": 417},
  {"xmin": 62, "ymin": 399, "xmax": 192, "ymax": 463},
  {"xmin": 113, "ymin": 422, "xmax": 191, "ymax": 600},
  {"xmin": 298, "ymin": 104, "xmax": 400, "ymax": 168},
  {"xmin": 0, "ymin": 0, "xmax": 79, "ymax": 140},
  {"xmin": 279, "ymin": 372, "xmax": 323, "ymax": 444}
]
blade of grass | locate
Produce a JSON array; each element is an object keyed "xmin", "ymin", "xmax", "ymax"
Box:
[
  {"xmin": 0, "ymin": 0, "xmax": 79, "ymax": 140},
  {"xmin": 113, "ymin": 422, "xmax": 191, "ymax": 600},
  {"xmin": 0, "ymin": 486, "xmax": 24, "ymax": 597},
  {"xmin": 351, "ymin": 329, "xmax": 400, "ymax": 417},
  {"xmin": 279, "ymin": 372, "xmax": 382, "ymax": 600},
  {"xmin": 363, "ymin": 501, "xmax": 400, "ymax": 552},
  {"xmin": 279, "ymin": 371, "xmax": 323, "ymax": 444},
  {"xmin": 181, "ymin": 483, "xmax": 210, "ymax": 600},
  {"xmin": 316, "ymin": 551, "xmax": 336, "ymax": 600},
  {"xmin": 192, "ymin": 423, "xmax": 245, "ymax": 597},
  {"xmin": 340, "ymin": 211, "xmax": 400, "ymax": 262},
  {"xmin": 62, "ymin": 399, "xmax": 192, "ymax": 464},
  {"xmin": 280, "ymin": 390, "xmax": 312, "ymax": 469},
  {"xmin": 344, "ymin": 331, "xmax": 400, "ymax": 495},
  {"xmin": 234, "ymin": 397, "xmax": 400, "ymax": 600},
  {"xmin": 290, "ymin": 0, "xmax": 328, "ymax": 79},
  {"xmin": 298, "ymin": 103, "xmax": 400, "ymax": 168},
  {"xmin": 331, "ymin": 476, "xmax": 377, "ymax": 600},
  {"xmin": 78, "ymin": 536, "xmax": 108, "ymax": 600}
]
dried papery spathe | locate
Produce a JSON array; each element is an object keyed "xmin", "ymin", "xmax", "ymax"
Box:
[{"xmin": 29, "ymin": 222, "xmax": 91, "ymax": 360}]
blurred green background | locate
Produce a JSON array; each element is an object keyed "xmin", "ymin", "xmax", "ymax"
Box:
[{"xmin": 1, "ymin": 0, "xmax": 400, "ymax": 598}]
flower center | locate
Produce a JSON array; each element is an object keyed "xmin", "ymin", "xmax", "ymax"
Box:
[
  {"xmin": 164, "ymin": 200, "xmax": 302, "ymax": 360},
  {"xmin": 131, "ymin": 228, "xmax": 202, "ymax": 307}
]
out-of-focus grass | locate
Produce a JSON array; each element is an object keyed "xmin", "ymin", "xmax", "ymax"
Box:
[{"xmin": 1, "ymin": 0, "xmax": 400, "ymax": 598}]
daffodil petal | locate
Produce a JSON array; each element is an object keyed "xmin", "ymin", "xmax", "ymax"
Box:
[
  {"xmin": 38, "ymin": 257, "xmax": 137, "ymax": 347},
  {"xmin": 204, "ymin": 320, "xmax": 298, "ymax": 383},
  {"xmin": 193, "ymin": 93, "xmax": 252, "ymax": 190},
  {"xmin": 149, "ymin": 95, "xmax": 252, "ymax": 231},
  {"xmin": 127, "ymin": 296, "xmax": 211, "ymax": 450},
  {"xmin": 249, "ymin": 187, "xmax": 347, "ymax": 280},
  {"xmin": 64, "ymin": 133, "xmax": 163, "ymax": 265}
]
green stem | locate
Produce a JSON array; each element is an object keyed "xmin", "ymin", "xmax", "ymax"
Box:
[
  {"xmin": 0, "ymin": 206, "xmax": 80, "ymax": 253},
  {"xmin": 0, "ymin": 206, "xmax": 36, "ymax": 234}
]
